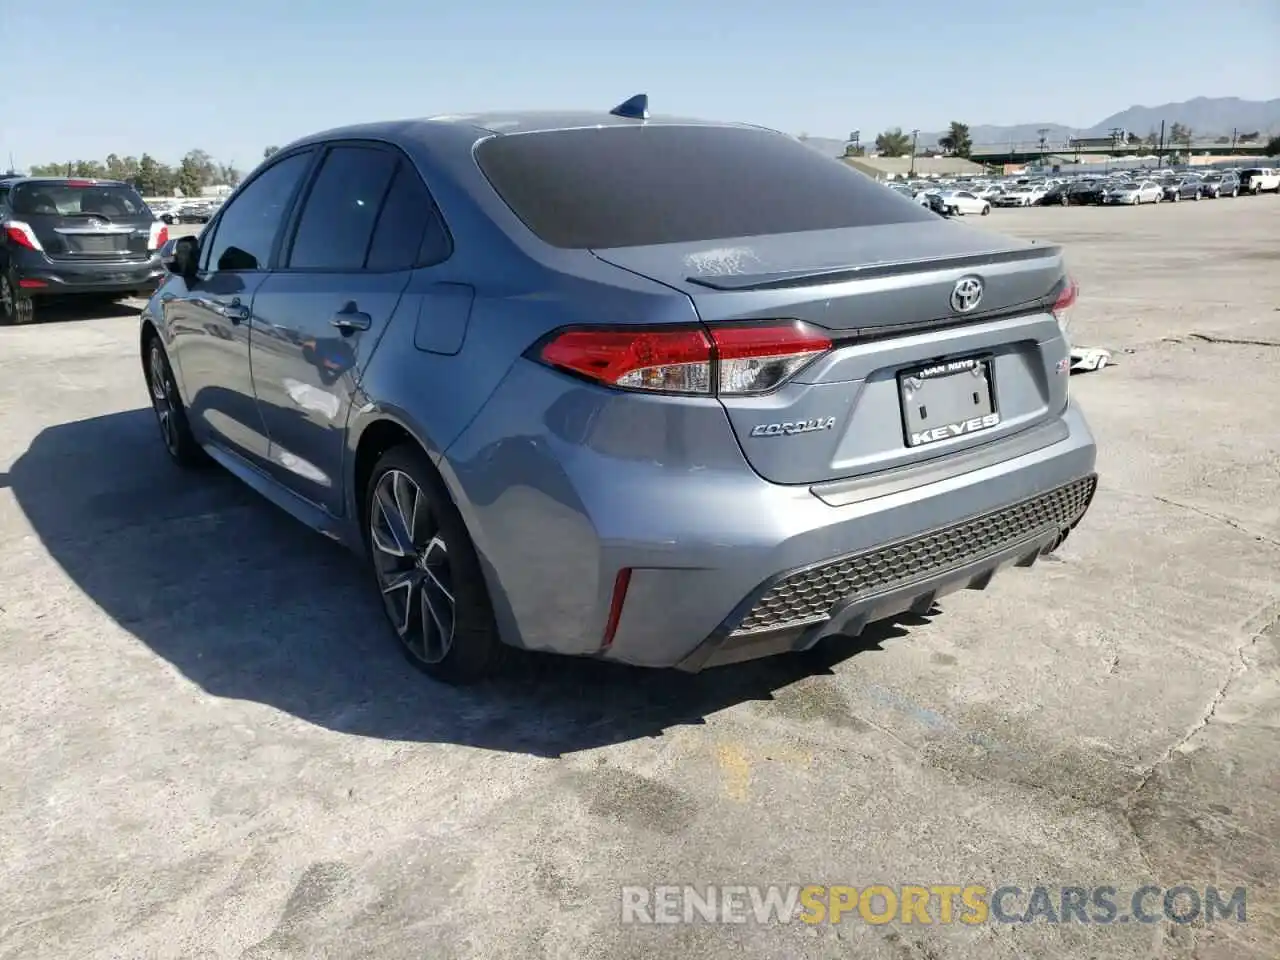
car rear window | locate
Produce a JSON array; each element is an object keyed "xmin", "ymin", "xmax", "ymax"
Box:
[
  {"xmin": 11, "ymin": 181, "xmax": 150, "ymax": 218},
  {"xmin": 475, "ymin": 125, "xmax": 934, "ymax": 249}
]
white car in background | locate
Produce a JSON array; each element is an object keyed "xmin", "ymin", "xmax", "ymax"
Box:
[
  {"xmin": 1102, "ymin": 180, "xmax": 1162, "ymax": 205},
  {"xmin": 930, "ymin": 190, "xmax": 992, "ymax": 216},
  {"xmin": 993, "ymin": 185, "xmax": 1046, "ymax": 207}
]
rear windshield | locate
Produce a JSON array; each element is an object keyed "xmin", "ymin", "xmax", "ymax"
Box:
[
  {"xmin": 11, "ymin": 181, "xmax": 150, "ymax": 218},
  {"xmin": 475, "ymin": 125, "xmax": 934, "ymax": 249}
]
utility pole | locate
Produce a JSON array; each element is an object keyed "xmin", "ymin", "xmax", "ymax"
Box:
[
  {"xmin": 1037, "ymin": 128, "xmax": 1050, "ymax": 168},
  {"xmin": 1231, "ymin": 127, "xmax": 1238, "ymax": 149},
  {"xmin": 1157, "ymin": 120, "xmax": 1166, "ymax": 169},
  {"xmin": 909, "ymin": 129, "xmax": 919, "ymax": 177}
]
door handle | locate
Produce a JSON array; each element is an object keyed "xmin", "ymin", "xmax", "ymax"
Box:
[
  {"xmin": 223, "ymin": 297, "xmax": 250, "ymax": 324},
  {"xmin": 330, "ymin": 303, "xmax": 372, "ymax": 335}
]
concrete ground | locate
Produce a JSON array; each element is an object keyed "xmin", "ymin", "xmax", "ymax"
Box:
[{"xmin": 1, "ymin": 199, "xmax": 1277, "ymax": 960}]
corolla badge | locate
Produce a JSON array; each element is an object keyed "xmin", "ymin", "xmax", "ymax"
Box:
[
  {"xmin": 950, "ymin": 276, "xmax": 984, "ymax": 313},
  {"xmin": 749, "ymin": 417, "xmax": 836, "ymax": 438}
]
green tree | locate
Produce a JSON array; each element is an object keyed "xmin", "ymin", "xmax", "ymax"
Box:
[
  {"xmin": 875, "ymin": 128, "xmax": 912, "ymax": 158},
  {"xmin": 1265, "ymin": 134, "xmax": 1280, "ymax": 155},
  {"xmin": 177, "ymin": 154, "xmax": 203, "ymax": 198},
  {"xmin": 263, "ymin": 145, "xmax": 280, "ymax": 159},
  {"xmin": 135, "ymin": 154, "xmax": 164, "ymax": 195},
  {"xmin": 218, "ymin": 162, "xmax": 242, "ymax": 187},
  {"xmin": 937, "ymin": 121, "xmax": 972, "ymax": 158},
  {"xmin": 72, "ymin": 159, "xmax": 107, "ymax": 178}
]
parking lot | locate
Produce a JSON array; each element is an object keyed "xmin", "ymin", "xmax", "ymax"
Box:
[{"xmin": 1, "ymin": 199, "xmax": 1276, "ymax": 959}]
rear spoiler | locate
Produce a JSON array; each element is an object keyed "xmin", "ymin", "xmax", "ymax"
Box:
[{"xmin": 685, "ymin": 243, "xmax": 1063, "ymax": 292}]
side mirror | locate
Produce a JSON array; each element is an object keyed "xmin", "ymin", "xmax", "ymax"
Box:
[{"xmin": 167, "ymin": 235, "xmax": 200, "ymax": 279}]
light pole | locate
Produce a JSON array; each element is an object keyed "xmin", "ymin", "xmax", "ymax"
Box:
[
  {"xmin": 909, "ymin": 129, "xmax": 919, "ymax": 177},
  {"xmin": 1037, "ymin": 128, "xmax": 1050, "ymax": 168}
]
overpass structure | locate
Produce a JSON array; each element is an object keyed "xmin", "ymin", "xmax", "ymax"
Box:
[{"xmin": 968, "ymin": 140, "xmax": 1273, "ymax": 165}]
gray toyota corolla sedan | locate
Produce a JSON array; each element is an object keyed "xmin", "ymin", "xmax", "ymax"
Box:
[{"xmin": 140, "ymin": 96, "xmax": 1097, "ymax": 683}]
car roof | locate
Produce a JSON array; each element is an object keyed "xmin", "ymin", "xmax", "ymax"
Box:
[
  {"xmin": 1, "ymin": 176, "xmax": 132, "ymax": 187},
  {"xmin": 280, "ymin": 110, "xmax": 773, "ymax": 156}
]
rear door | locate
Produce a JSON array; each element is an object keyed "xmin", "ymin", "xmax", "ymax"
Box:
[
  {"xmin": 9, "ymin": 180, "xmax": 159, "ymax": 261},
  {"xmin": 249, "ymin": 142, "xmax": 443, "ymax": 515}
]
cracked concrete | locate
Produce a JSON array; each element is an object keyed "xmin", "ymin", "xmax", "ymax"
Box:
[{"xmin": 1, "ymin": 202, "xmax": 1277, "ymax": 959}]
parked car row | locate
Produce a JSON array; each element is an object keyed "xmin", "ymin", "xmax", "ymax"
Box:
[
  {"xmin": 149, "ymin": 198, "xmax": 224, "ymax": 224},
  {"xmin": 882, "ymin": 164, "xmax": 1279, "ymax": 218}
]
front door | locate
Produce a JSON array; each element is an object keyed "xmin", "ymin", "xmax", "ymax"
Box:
[
  {"xmin": 165, "ymin": 150, "xmax": 315, "ymax": 465},
  {"xmin": 249, "ymin": 144, "xmax": 452, "ymax": 515}
]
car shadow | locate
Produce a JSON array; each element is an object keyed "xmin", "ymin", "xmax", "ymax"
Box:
[
  {"xmin": 9, "ymin": 408, "xmax": 932, "ymax": 758},
  {"xmin": 31, "ymin": 298, "xmax": 143, "ymax": 324}
]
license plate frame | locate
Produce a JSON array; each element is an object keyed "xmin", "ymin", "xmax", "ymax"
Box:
[
  {"xmin": 898, "ymin": 354, "xmax": 1000, "ymax": 448},
  {"xmin": 73, "ymin": 235, "xmax": 124, "ymax": 254}
]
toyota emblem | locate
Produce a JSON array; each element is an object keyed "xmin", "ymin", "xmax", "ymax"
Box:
[{"xmin": 950, "ymin": 276, "xmax": 984, "ymax": 313}]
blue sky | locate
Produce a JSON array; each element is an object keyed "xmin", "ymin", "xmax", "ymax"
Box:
[{"xmin": 4, "ymin": 0, "xmax": 1276, "ymax": 170}]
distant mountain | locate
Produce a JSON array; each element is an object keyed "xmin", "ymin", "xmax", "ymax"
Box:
[
  {"xmin": 800, "ymin": 98, "xmax": 1280, "ymax": 154},
  {"xmin": 1087, "ymin": 98, "xmax": 1280, "ymax": 138}
]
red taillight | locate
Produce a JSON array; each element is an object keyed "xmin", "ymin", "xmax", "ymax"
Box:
[
  {"xmin": 1052, "ymin": 276, "xmax": 1078, "ymax": 322},
  {"xmin": 710, "ymin": 323, "xmax": 832, "ymax": 395},
  {"xmin": 601, "ymin": 568, "xmax": 632, "ymax": 649},
  {"xmin": 18, "ymin": 279, "xmax": 47, "ymax": 289},
  {"xmin": 148, "ymin": 222, "xmax": 169, "ymax": 250},
  {"xmin": 4, "ymin": 222, "xmax": 42, "ymax": 251},
  {"xmin": 536, "ymin": 321, "xmax": 831, "ymax": 396},
  {"xmin": 540, "ymin": 327, "xmax": 714, "ymax": 394},
  {"xmin": 65, "ymin": 179, "xmax": 96, "ymax": 187}
]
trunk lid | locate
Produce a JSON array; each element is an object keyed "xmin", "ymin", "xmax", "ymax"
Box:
[{"xmin": 593, "ymin": 219, "xmax": 1070, "ymax": 486}]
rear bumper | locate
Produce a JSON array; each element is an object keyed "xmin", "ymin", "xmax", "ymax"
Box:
[
  {"xmin": 676, "ymin": 473, "xmax": 1094, "ymax": 670},
  {"xmin": 10, "ymin": 250, "xmax": 164, "ymax": 297},
  {"xmin": 598, "ymin": 403, "xmax": 1096, "ymax": 669}
]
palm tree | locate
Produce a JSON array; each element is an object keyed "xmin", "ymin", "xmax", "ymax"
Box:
[{"xmin": 875, "ymin": 128, "xmax": 913, "ymax": 158}]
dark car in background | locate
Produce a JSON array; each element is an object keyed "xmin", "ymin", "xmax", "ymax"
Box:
[
  {"xmin": 1068, "ymin": 181, "xmax": 1111, "ymax": 205},
  {"xmin": 1160, "ymin": 177, "xmax": 1203, "ymax": 202},
  {"xmin": 1038, "ymin": 183, "xmax": 1072, "ymax": 206},
  {"xmin": 1198, "ymin": 172, "xmax": 1240, "ymax": 198},
  {"xmin": 0, "ymin": 177, "xmax": 168, "ymax": 324}
]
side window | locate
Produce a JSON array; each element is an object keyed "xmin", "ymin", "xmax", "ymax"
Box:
[
  {"xmin": 365, "ymin": 161, "xmax": 452, "ymax": 271},
  {"xmin": 287, "ymin": 146, "xmax": 397, "ymax": 270},
  {"xmin": 205, "ymin": 151, "xmax": 312, "ymax": 272}
]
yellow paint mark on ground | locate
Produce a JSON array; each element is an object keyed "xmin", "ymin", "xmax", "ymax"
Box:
[{"xmin": 716, "ymin": 743, "xmax": 751, "ymax": 802}]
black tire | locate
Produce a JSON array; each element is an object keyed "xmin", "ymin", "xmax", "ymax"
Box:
[
  {"xmin": 981, "ymin": 204, "xmax": 990, "ymax": 216},
  {"xmin": 1193, "ymin": 190, "xmax": 1201, "ymax": 201},
  {"xmin": 0, "ymin": 269, "xmax": 35, "ymax": 325},
  {"xmin": 364, "ymin": 442, "xmax": 504, "ymax": 684},
  {"xmin": 145, "ymin": 334, "xmax": 206, "ymax": 468}
]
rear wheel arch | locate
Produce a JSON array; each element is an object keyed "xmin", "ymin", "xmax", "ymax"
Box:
[{"xmin": 353, "ymin": 419, "xmax": 419, "ymax": 528}]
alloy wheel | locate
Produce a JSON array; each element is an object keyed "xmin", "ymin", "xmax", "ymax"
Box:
[
  {"xmin": 148, "ymin": 344, "xmax": 181, "ymax": 455},
  {"xmin": 0, "ymin": 275, "xmax": 33, "ymax": 325},
  {"xmin": 370, "ymin": 469, "xmax": 456, "ymax": 665}
]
